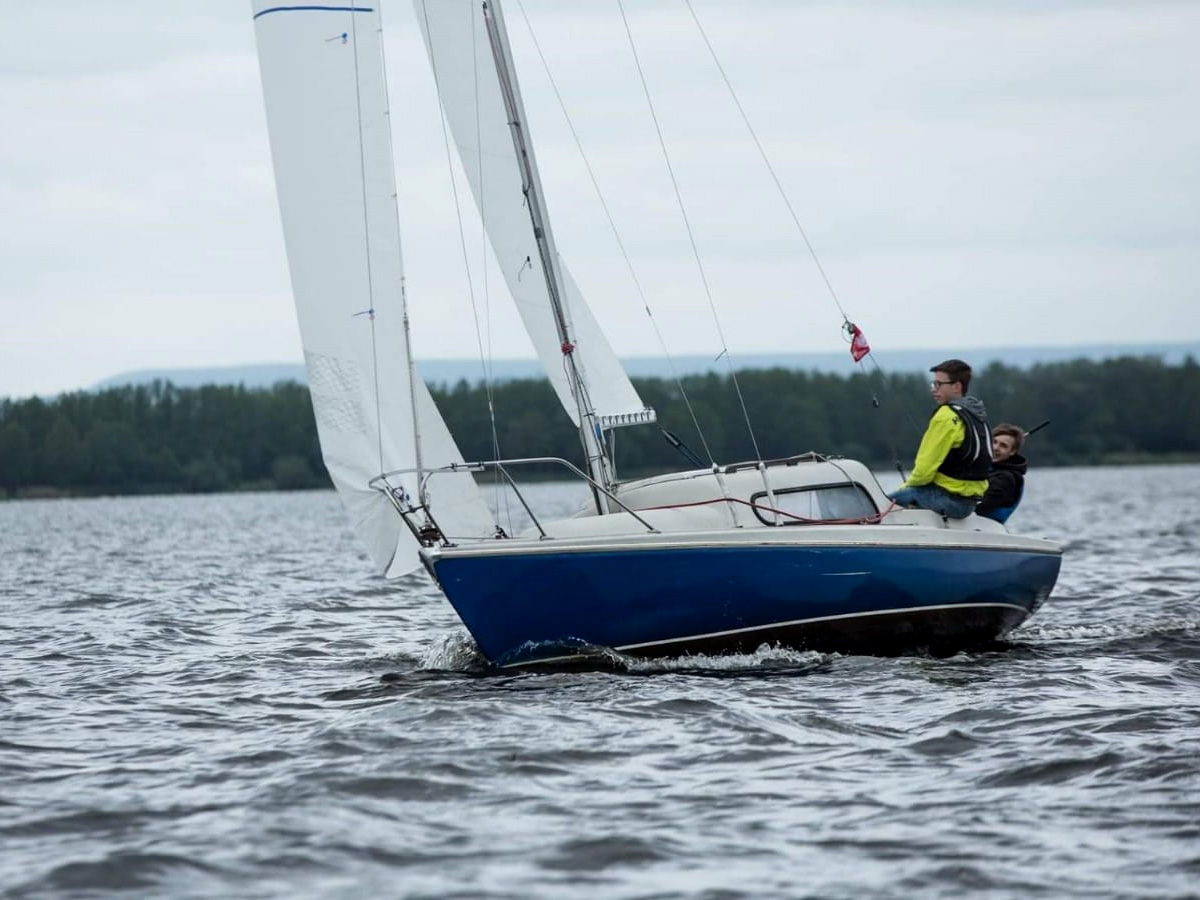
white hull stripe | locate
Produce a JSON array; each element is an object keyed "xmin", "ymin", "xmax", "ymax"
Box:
[{"xmin": 499, "ymin": 601, "xmax": 1033, "ymax": 667}]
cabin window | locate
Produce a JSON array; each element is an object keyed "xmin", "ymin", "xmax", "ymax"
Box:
[{"xmin": 751, "ymin": 483, "xmax": 877, "ymax": 525}]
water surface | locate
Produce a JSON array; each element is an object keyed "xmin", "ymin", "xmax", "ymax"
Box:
[{"xmin": 2, "ymin": 465, "xmax": 1198, "ymax": 898}]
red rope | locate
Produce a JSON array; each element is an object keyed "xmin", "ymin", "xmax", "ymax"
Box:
[{"xmin": 638, "ymin": 495, "xmax": 889, "ymax": 526}]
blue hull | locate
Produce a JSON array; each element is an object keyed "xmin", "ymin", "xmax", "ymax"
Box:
[{"xmin": 428, "ymin": 543, "xmax": 1062, "ymax": 666}]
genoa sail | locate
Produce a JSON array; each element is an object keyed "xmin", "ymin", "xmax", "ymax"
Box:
[{"xmin": 252, "ymin": 2, "xmax": 494, "ymax": 577}]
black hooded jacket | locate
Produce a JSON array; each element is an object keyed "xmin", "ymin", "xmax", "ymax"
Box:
[{"xmin": 976, "ymin": 453, "xmax": 1027, "ymax": 518}]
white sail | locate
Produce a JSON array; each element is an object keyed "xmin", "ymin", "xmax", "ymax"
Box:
[
  {"xmin": 413, "ymin": 0, "xmax": 655, "ymax": 430},
  {"xmin": 252, "ymin": 2, "xmax": 495, "ymax": 577}
]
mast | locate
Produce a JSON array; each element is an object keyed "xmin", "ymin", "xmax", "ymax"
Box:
[{"xmin": 480, "ymin": 0, "xmax": 614, "ymax": 503}]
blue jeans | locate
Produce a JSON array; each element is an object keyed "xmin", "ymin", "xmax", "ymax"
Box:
[{"xmin": 888, "ymin": 484, "xmax": 978, "ymax": 519}]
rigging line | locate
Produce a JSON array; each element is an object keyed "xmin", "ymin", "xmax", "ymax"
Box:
[
  {"xmin": 563, "ymin": 354, "xmax": 604, "ymax": 478},
  {"xmin": 513, "ymin": 0, "xmax": 715, "ymax": 466},
  {"xmin": 377, "ymin": 2, "xmax": 431, "ymax": 497},
  {"xmin": 683, "ymin": 0, "xmax": 849, "ymax": 326},
  {"xmin": 686, "ymin": 4, "xmax": 918, "ymax": 476},
  {"xmin": 685, "ymin": 8, "xmax": 913, "ymax": 476},
  {"xmin": 468, "ymin": 13, "xmax": 496, "ymax": 444},
  {"xmin": 481, "ymin": 2, "xmax": 609, "ymax": 509},
  {"xmin": 861, "ymin": 350, "xmax": 926, "ymax": 468},
  {"xmin": 470, "ymin": 2, "xmax": 512, "ymax": 528},
  {"xmin": 844, "ymin": 351, "xmax": 923, "ymax": 480},
  {"xmin": 420, "ymin": 1, "xmax": 491, "ymax": 389},
  {"xmin": 346, "ymin": 7, "xmax": 386, "ymax": 476},
  {"xmin": 616, "ymin": 0, "xmax": 763, "ymax": 465},
  {"xmin": 418, "ymin": 0, "xmax": 508, "ymax": 529}
]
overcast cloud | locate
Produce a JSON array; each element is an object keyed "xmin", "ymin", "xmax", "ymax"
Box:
[{"xmin": 2, "ymin": 1, "xmax": 1198, "ymax": 398}]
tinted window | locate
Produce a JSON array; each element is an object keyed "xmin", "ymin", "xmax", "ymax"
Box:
[{"xmin": 752, "ymin": 484, "xmax": 877, "ymax": 524}]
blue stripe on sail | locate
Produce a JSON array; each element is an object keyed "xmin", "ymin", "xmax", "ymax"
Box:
[{"xmin": 254, "ymin": 5, "xmax": 374, "ymax": 19}]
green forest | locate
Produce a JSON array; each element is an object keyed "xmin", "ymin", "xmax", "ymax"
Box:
[{"xmin": 1, "ymin": 355, "xmax": 1197, "ymax": 498}]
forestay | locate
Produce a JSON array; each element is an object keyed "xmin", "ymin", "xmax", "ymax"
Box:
[
  {"xmin": 252, "ymin": 2, "xmax": 494, "ymax": 577},
  {"xmin": 413, "ymin": 0, "xmax": 655, "ymax": 430}
]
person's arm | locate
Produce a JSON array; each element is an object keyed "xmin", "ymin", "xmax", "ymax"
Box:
[
  {"xmin": 904, "ymin": 408, "xmax": 961, "ymax": 487},
  {"xmin": 978, "ymin": 470, "xmax": 1016, "ymax": 512}
]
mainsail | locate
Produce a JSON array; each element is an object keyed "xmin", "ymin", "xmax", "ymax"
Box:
[
  {"xmin": 413, "ymin": 0, "xmax": 655, "ymax": 431},
  {"xmin": 252, "ymin": 2, "xmax": 494, "ymax": 577}
]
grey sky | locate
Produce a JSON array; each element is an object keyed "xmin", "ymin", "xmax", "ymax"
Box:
[{"xmin": 2, "ymin": 1, "xmax": 1198, "ymax": 398}]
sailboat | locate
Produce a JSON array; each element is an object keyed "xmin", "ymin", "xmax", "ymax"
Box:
[{"xmin": 250, "ymin": 1, "xmax": 1062, "ymax": 667}]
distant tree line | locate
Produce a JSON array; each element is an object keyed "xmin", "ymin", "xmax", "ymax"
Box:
[
  {"xmin": 0, "ymin": 381, "xmax": 323, "ymax": 498},
  {"xmin": 1, "ymin": 355, "xmax": 1197, "ymax": 498}
]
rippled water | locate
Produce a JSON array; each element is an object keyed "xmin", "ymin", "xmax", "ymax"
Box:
[{"xmin": 2, "ymin": 465, "xmax": 1198, "ymax": 898}]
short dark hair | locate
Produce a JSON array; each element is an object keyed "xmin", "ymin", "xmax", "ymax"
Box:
[
  {"xmin": 931, "ymin": 358, "xmax": 972, "ymax": 392},
  {"xmin": 992, "ymin": 423, "xmax": 1024, "ymax": 453}
]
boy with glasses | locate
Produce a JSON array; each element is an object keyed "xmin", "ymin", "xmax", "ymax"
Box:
[{"xmin": 887, "ymin": 358, "xmax": 990, "ymax": 519}]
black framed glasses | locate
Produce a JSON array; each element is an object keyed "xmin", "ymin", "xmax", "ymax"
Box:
[{"xmin": 931, "ymin": 379, "xmax": 956, "ymax": 388}]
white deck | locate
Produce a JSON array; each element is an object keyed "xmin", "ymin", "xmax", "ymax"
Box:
[{"xmin": 466, "ymin": 455, "xmax": 1051, "ymax": 558}]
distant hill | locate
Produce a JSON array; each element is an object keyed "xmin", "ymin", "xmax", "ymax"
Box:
[{"xmin": 91, "ymin": 342, "xmax": 1200, "ymax": 391}]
